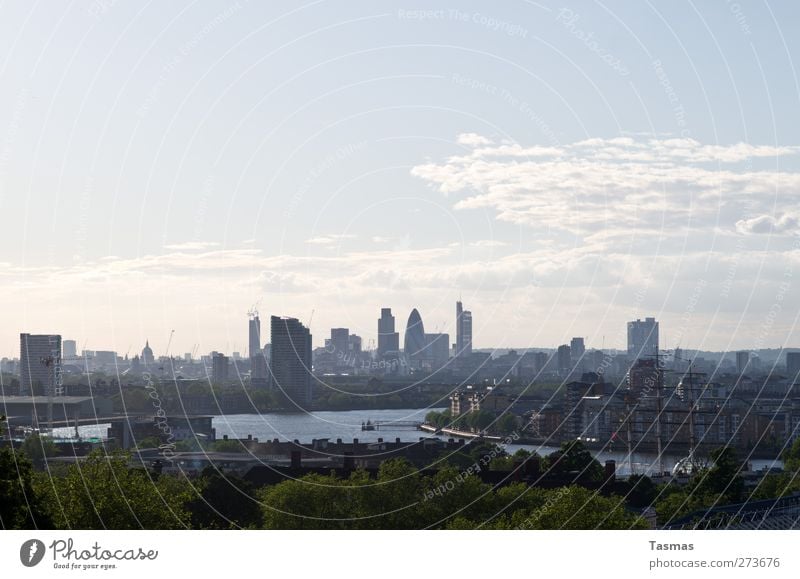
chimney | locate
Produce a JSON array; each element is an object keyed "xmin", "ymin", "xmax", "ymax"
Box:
[{"xmin": 291, "ymin": 450, "xmax": 301, "ymax": 469}]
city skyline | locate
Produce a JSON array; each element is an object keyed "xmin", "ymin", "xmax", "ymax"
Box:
[{"xmin": 1, "ymin": 3, "xmax": 800, "ymax": 357}]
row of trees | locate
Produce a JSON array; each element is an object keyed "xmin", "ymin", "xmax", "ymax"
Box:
[{"xmin": 5, "ymin": 436, "xmax": 800, "ymax": 530}]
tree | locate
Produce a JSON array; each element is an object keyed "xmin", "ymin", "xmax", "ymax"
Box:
[
  {"xmin": 689, "ymin": 447, "xmax": 745, "ymax": 505},
  {"xmin": 21, "ymin": 434, "xmax": 60, "ymax": 468},
  {"xmin": 34, "ymin": 450, "xmax": 193, "ymax": 529},
  {"xmin": 543, "ymin": 441, "xmax": 604, "ymax": 482},
  {"xmin": 0, "ymin": 448, "xmax": 50, "ymax": 529},
  {"xmin": 188, "ymin": 467, "xmax": 261, "ymax": 529},
  {"xmin": 503, "ymin": 486, "xmax": 649, "ymax": 530},
  {"xmin": 782, "ymin": 437, "xmax": 800, "ymax": 472},
  {"xmin": 626, "ymin": 474, "xmax": 657, "ymax": 509}
]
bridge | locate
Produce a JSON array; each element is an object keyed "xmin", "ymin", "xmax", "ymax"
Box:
[
  {"xmin": 663, "ymin": 493, "xmax": 800, "ymax": 530},
  {"xmin": 361, "ymin": 420, "xmax": 422, "ymax": 431}
]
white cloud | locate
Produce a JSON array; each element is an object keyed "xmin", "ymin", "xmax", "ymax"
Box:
[
  {"xmin": 736, "ymin": 213, "xmax": 800, "ymax": 235},
  {"xmin": 305, "ymin": 233, "xmax": 357, "ymax": 245},
  {"xmin": 411, "ymin": 135, "xmax": 800, "ymax": 238},
  {"xmin": 469, "ymin": 239, "xmax": 509, "ymax": 248},
  {"xmin": 456, "ymin": 132, "xmax": 493, "ymax": 146},
  {"xmin": 163, "ymin": 241, "xmax": 220, "ymax": 251}
]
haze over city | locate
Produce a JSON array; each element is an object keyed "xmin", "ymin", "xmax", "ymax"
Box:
[{"xmin": 1, "ymin": 2, "xmax": 800, "ymax": 357}]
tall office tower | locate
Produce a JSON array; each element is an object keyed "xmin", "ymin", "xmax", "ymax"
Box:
[
  {"xmin": 20, "ymin": 333, "xmax": 62, "ymax": 396},
  {"xmin": 570, "ymin": 337, "xmax": 586, "ymax": 373},
  {"xmin": 404, "ymin": 309, "xmax": 427, "ymax": 369},
  {"xmin": 787, "ymin": 352, "xmax": 800, "ymax": 380},
  {"xmin": 211, "ymin": 353, "xmax": 229, "ymax": 383},
  {"xmin": 377, "ymin": 308, "xmax": 400, "ymax": 358},
  {"xmin": 557, "ymin": 344, "xmax": 572, "ymax": 376},
  {"xmin": 348, "ymin": 334, "xmax": 362, "ymax": 354},
  {"xmin": 627, "ymin": 317, "xmax": 659, "ymax": 360},
  {"xmin": 455, "ymin": 301, "xmax": 473, "ymax": 358},
  {"xmin": 736, "ymin": 351, "xmax": 750, "ymax": 374},
  {"xmin": 425, "ymin": 333, "xmax": 450, "ymax": 369},
  {"xmin": 249, "ymin": 313, "xmax": 269, "ymax": 382},
  {"xmin": 270, "ymin": 316, "xmax": 313, "ymax": 407},
  {"xmin": 570, "ymin": 337, "xmax": 585, "ymax": 362},
  {"xmin": 330, "ymin": 328, "xmax": 350, "ymax": 360},
  {"xmin": 249, "ymin": 314, "xmax": 261, "ymax": 358},
  {"xmin": 62, "ymin": 339, "xmax": 77, "ymax": 358}
]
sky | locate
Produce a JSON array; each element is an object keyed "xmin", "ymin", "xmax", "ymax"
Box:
[{"xmin": 1, "ymin": 1, "xmax": 800, "ymax": 358}]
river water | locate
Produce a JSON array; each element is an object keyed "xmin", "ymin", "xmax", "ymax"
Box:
[{"xmin": 54, "ymin": 407, "xmax": 784, "ymax": 476}]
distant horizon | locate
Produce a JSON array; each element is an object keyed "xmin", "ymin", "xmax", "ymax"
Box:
[{"xmin": 2, "ymin": 3, "xmax": 799, "ymax": 361}]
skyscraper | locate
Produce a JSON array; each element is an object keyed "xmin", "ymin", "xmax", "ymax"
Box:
[
  {"xmin": 627, "ymin": 318, "xmax": 659, "ymax": 360},
  {"xmin": 404, "ymin": 309, "xmax": 426, "ymax": 369},
  {"xmin": 377, "ymin": 308, "xmax": 400, "ymax": 358},
  {"xmin": 249, "ymin": 313, "xmax": 269, "ymax": 383},
  {"xmin": 330, "ymin": 328, "xmax": 350, "ymax": 357},
  {"xmin": 557, "ymin": 344, "xmax": 572, "ymax": 376},
  {"xmin": 570, "ymin": 337, "xmax": 586, "ymax": 371},
  {"xmin": 62, "ymin": 339, "xmax": 77, "ymax": 358},
  {"xmin": 249, "ymin": 314, "xmax": 262, "ymax": 359},
  {"xmin": 425, "ymin": 333, "xmax": 450, "ymax": 369},
  {"xmin": 20, "ymin": 333, "xmax": 62, "ymax": 396},
  {"xmin": 455, "ymin": 301, "xmax": 473, "ymax": 358},
  {"xmin": 736, "ymin": 351, "xmax": 750, "ymax": 374},
  {"xmin": 270, "ymin": 316, "xmax": 313, "ymax": 408},
  {"xmin": 212, "ymin": 352, "xmax": 229, "ymax": 383},
  {"xmin": 787, "ymin": 352, "xmax": 800, "ymax": 380}
]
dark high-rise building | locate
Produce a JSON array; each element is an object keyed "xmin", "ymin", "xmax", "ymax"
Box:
[
  {"xmin": 557, "ymin": 344, "xmax": 572, "ymax": 376},
  {"xmin": 627, "ymin": 317, "xmax": 659, "ymax": 360},
  {"xmin": 455, "ymin": 300, "xmax": 473, "ymax": 358},
  {"xmin": 348, "ymin": 334, "xmax": 362, "ymax": 354},
  {"xmin": 736, "ymin": 351, "xmax": 750, "ymax": 374},
  {"xmin": 425, "ymin": 333, "xmax": 450, "ymax": 369},
  {"xmin": 249, "ymin": 314, "xmax": 262, "ymax": 359},
  {"xmin": 404, "ymin": 309, "xmax": 426, "ymax": 369},
  {"xmin": 20, "ymin": 333, "xmax": 62, "ymax": 396},
  {"xmin": 377, "ymin": 308, "xmax": 400, "ymax": 358},
  {"xmin": 787, "ymin": 352, "xmax": 800, "ymax": 380},
  {"xmin": 63, "ymin": 339, "xmax": 77, "ymax": 358},
  {"xmin": 570, "ymin": 337, "xmax": 585, "ymax": 371},
  {"xmin": 212, "ymin": 352, "xmax": 229, "ymax": 383},
  {"xmin": 330, "ymin": 328, "xmax": 350, "ymax": 357},
  {"xmin": 270, "ymin": 316, "xmax": 313, "ymax": 408}
]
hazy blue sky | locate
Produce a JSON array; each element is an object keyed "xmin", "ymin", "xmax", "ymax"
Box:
[{"xmin": 1, "ymin": 1, "xmax": 799, "ymax": 358}]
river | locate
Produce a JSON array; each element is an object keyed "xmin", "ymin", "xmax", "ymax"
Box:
[{"xmin": 53, "ymin": 407, "xmax": 784, "ymax": 476}]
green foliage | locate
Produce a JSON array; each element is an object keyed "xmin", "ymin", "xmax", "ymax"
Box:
[
  {"xmin": 542, "ymin": 440, "xmax": 604, "ymax": 482},
  {"xmin": 21, "ymin": 434, "xmax": 60, "ymax": 467},
  {"xmin": 0, "ymin": 447, "xmax": 50, "ymax": 529},
  {"xmin": 210, "ymin": 439, "xmax": 248, "ymax": 453},
  {"xmin": 34, "ymin": 450, "xmax": 193, "ymax": 529},
  {"xmin": 654, "ymin": 447, "xmax": 747, "ymax": 523},
  {"xmin": 625, "ymin": 474, "xmax": 657, "ymax": 509},
  {"xmin": 782, "ymin": 437, "xmax": 800, "ymax": 472},
  {"xmin": 188, "ymin": 467, "xmax": 261, "ymax": 529}
]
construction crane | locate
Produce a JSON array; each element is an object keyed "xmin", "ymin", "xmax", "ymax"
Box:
[{"xmin": 247, "ymin": 299, "xmax": 261, "ymax": 320}]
